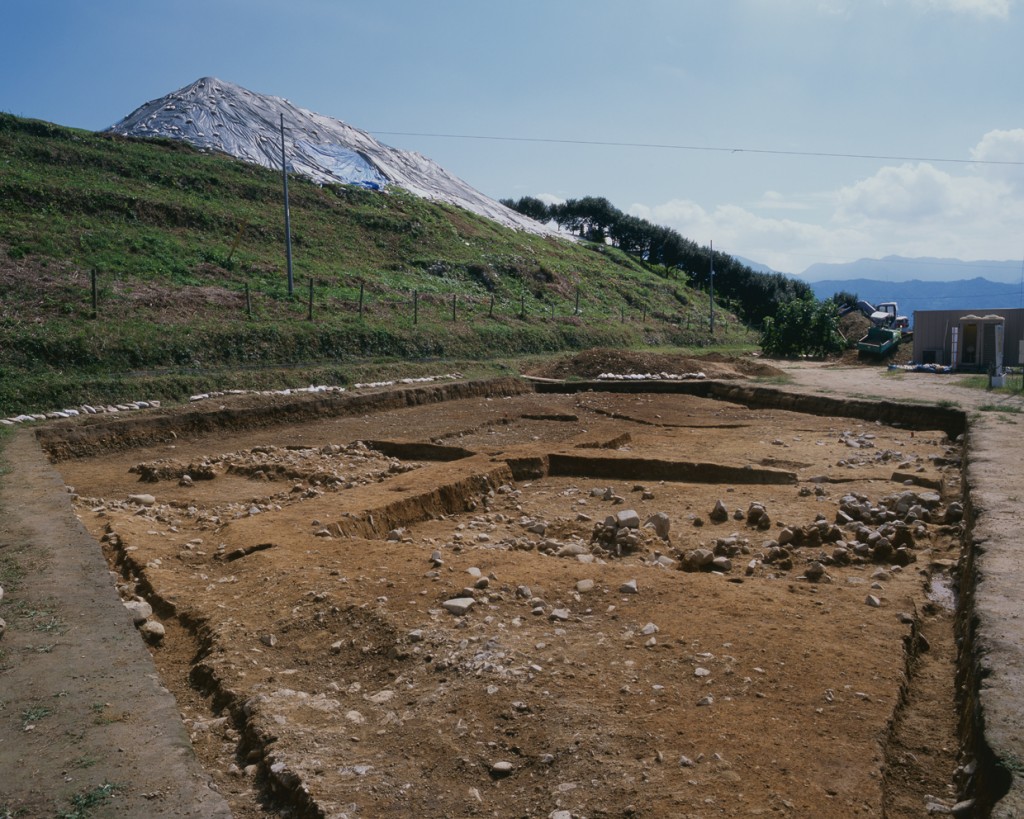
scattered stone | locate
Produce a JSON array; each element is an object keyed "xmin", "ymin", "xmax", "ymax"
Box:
[
  {"xmin": 123, "ymin": 599, "xmax": 153, "ymax": 626},
  {"xmin": 644, "ymin": 512, "xmax": 671, "ymax": 541},
  {"xmin": 616, "ymin": 509, "xmax": 641, "ymax": 529},
  {"xmin": 139, "ymin": 620, "xmax": 165, "ymax": 643},
  {"xmin": 680, "ymin": 548, "xmax": 715, "ymax": 572},
  {"xmin": 711, "ymin": 556, "xmax": 732, "ymax": 573},
  {"xmin": 490, "ymin": 760, "xmax": 514, "ymax": 777},
  {"xmin": 0, "ymin": 617, "xmax": 6, "ymax": 641},
  {"xmin": 709, "ymin": 499, "xmax": 729, "ymax": 523},
  {"xmin": 260, "ymin": 633, "xmax": 278, "ymax": 647},
  {"xmin": 619, "ymin": 579, "xmax": 639, "ymax": 595},
  {"xmin": 549, "ymin": 608, "xmax": 571, "ymax": 622},
  {"xmin": 127, "ymin": 493, "xmax": 156, "ymax": 507},
  {"xmin": 442, "ymin": 597, "xmax": 476, "ymax": 616},
  {"xmin": 865, "ymin": 595, "xmax": 882, "ymax": 608},
  {"xmin": 555, "ymin": 543, "xmax": 589, "ymax": 558},
  {"xmin": 696, "ymin": 695, "xmax": 714, "ymax": 707},
  {"xmin": 576, "ymin": 578, "xmax": 595, "ymax": 593}
]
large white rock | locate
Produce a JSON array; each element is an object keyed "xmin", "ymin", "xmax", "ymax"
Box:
[{"xmin": 442, "ymin": 597, "xmax": 475, "ymax": 616}]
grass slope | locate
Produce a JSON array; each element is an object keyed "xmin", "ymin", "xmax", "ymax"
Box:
[{"xmin": 0, "ymin": 113, "xmax": 750, "ymax": 414}]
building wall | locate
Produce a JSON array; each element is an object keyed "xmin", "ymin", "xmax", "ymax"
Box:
[{"xmin": 912, "ymin": 308, "xmax": 1024, "ymax": 367}]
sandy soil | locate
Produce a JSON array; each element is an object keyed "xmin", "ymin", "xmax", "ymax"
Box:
[{"xmin": 9, "ymin": 352, "xmax": 967, "ymax": 818}]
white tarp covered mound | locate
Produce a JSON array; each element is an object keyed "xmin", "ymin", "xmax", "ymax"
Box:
[{"xmin": 106, "ymin": 77, "xmax": 558, "ymax": 237}]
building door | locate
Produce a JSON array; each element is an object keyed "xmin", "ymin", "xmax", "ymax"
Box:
[{"xmin": 962, "ymin": 323, "xmax": 978, "ymax": 365}]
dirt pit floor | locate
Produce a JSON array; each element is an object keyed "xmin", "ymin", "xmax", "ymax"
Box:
[{"xmin": 57, "ymin": 386, "xmax": 966, "ymax": 818}]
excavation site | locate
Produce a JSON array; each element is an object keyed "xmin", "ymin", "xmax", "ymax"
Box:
[{"xmin": 39, "ymin": 367, "xmax": 974, "ymax": 818}]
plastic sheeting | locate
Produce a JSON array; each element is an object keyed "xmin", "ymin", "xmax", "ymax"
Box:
[
  {"xmin": 295, "ymin": 141, "xmax": 386, "ymax": 189},
  {"xmin": 106, "ymin": 77, "xmax": 559, "ymax": 236}
]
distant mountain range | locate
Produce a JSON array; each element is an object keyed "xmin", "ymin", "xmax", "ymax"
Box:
[
  {"xmin": 106, "ymin": 76, "xmax": 554, "ymax": 237},
  {"xmin": 801, "ymin": 255, "xmax": 1023, "ymax": 284},
  {"xmin": 808, "ymin": 277, "xmax": 1024, "ymax": 323},
  {"xmin": 734, "ymin": 254, "xmax": 1024, "ymax": 322}
]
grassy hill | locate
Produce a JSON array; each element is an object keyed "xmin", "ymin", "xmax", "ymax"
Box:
[{"xmin": 0, "ymin": 113, "xmax": 751, "ymax": 415}]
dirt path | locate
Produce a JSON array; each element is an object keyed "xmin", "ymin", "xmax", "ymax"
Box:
[{"xmin": 0, "ymin": 429, "xmax": 230, "ymax": 818}]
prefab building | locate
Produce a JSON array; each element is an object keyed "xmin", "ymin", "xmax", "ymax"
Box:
[{"xmin": 912, "ymin": 308, "xmax": 1024, "ymax": 370}]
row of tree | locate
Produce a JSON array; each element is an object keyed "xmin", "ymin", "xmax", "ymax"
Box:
[{"xmin": 500, "ymin": 194, "xmax": 811, "ymax": 326}]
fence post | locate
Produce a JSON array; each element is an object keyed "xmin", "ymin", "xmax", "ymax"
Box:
[
  {"xmin": 414, "ymin": 290, "xmax": 418, "ymax": 325},
  {"xmin": 245, "ymin": 282, "xmax": 252, "ymax": 318},
  {"xmin": 575, "ymin": 288, "xmax": 580, "ymax": 315},
  {"xmin": 359, "ymin": 281, "xmax": 364, "ymax": 319},
  {"xmin": 620, "ymin": 304, "xmax": 625, "ymax": 323},
  {"xmin": 308, "ymin": 277, "xmax": 314, "ymax": 321},
  {"xmin": 452, "ymin": 293, "xmax": 457, "ymax": 322},
  {"xmin": 489, "ymin": 293, "xmax": 494, "ymax": 318},
  {"xmin": 90, "ymin": 268, "xmax": 98, "ymax": 320},
  {"xmin": 520, "ymin": 292, "xmax": 525, "ymax": 319}
]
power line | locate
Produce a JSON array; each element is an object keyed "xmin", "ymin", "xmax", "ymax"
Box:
[{"xmin": 367, "ymin": 130, "xmax": 1024, "ymax": 167}]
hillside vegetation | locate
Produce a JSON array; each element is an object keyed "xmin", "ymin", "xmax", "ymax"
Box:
[{"xmin": 0, "ymin": 113, "xmax": 753, "ymax": 415}]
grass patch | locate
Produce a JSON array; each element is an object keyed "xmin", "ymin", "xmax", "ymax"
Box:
[
  {"xmin": 0, "ymin": 112, "xmax": 759, "ymax": 416},
  {"xmin": 0, "ymin": 555, "xmax": 26, "ymax": 592},
  {"xmin": 7, "ymin": 598, "xmax": 66, "ymax": 635},
  {"xmin": 979, "ymin": 403, "xmax": 1023, "ymax": 413},
  {"xmin": 57, "ymin": 783, "xmax": 120, "ymax": 819},
  {"xmin": 21, "ymin": 704, "xmax": 53, "ymax": 726}
]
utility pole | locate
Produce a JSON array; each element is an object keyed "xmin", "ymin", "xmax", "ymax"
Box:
[
  {"xmin": 709, "ymin": 240, "xmax": 715, "ymax": 335},
  {"xmin": 281, "ymin": 113, "xmax": 294, "ymax": 296}
]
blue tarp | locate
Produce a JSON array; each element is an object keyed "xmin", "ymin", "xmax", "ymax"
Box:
[{"xmin": 296, "ymin": 141, "xmax": 388, "ymax": 189}]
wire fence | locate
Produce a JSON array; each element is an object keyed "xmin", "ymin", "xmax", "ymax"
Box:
[{"xmin": 84, "ymin": 269, "xmax": 745, "ymax": 339}]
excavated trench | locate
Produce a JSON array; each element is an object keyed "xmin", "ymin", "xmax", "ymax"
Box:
[{"xmin": 39, "ymin": 377, "xmax": 993, "ymax": 818}]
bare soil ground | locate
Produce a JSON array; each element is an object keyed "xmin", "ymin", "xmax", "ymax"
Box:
[{"xmin": 2, "ymin": 352, "xmax": 964, "ymax": 818}]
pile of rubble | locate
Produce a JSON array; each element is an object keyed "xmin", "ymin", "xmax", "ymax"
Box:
[{"xmin": 129, "ymin": 441, "xmax": 418, "ymax": 491}]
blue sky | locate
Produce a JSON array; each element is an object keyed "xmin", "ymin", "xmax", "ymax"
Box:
[{"xmin": 4, "ymin": 0, "xmax": 1024, "ymax": 277}]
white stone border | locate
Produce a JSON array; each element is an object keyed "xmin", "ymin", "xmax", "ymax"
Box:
[
  {"xmin": 0, "ymin": 373, "xmax": 464, "ymax": 426},
  {"xmin": 596, "ymin": 371, "xmax": 707, "ymax": 381}
]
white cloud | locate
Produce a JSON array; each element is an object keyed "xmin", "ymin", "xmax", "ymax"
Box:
[
  {"xmin": 535, "ymin": 192, "xmax": 565, "ymax": 207},
  {"xmin": 971, "ymin": 129, "xmax": 1024, "ymax": 192},
  {"xmin": 630, "ymin": 138, "xmax": 1024, "ymax": 275},
  {"xmin": 971, "ymin": 128, "xmax": 1024, "ymax": 162},
  {"xmin": 836, "ymin": 163, "xmax": 960, "ymax": 221}
]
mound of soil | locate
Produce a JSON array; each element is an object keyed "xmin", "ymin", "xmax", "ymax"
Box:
[{"xmin": 527, "ymin": 348, "xmax": 784, "ymax": 380}]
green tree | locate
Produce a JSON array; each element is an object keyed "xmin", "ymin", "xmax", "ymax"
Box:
[
  {"xmin": 760, "ymin": 298, "xmax": 844, "ymax": 358},
  {"xmin": 500, "ymin": 195, "xmax": 551, "ymax": 222},
  {"xmin": 831, "ymin": 290, "xmax": 859, "ymax": 311}
]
